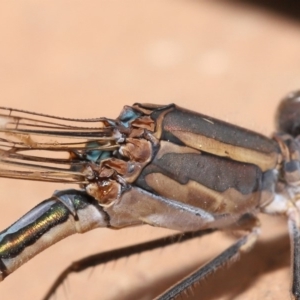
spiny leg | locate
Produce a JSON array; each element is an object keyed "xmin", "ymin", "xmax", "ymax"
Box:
[
  {"xmin": 156, "ymin": 220, "xmax": 260, "ymax": 300},
  {"xmin": 288, "ymin": 210, "xmax": 300, "ymax": 300},
  {"xmin": 42, "ymin": 229, "xmax": 215, "ymax": 300}
]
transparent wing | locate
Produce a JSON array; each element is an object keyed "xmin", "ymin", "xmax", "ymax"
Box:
[{"xmin": 0, "ymin": 107, "xmax": 119, "ymax": 183}]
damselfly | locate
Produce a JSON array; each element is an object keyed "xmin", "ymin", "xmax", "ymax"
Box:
[{"xmin": 0, "ymin": 91, "xmax": 300, "ymax": 299}]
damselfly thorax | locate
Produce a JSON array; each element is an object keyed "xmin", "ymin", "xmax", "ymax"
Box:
[{"xmin": 1, "ymin": 91, "xmax": 300, "ymax": 299}]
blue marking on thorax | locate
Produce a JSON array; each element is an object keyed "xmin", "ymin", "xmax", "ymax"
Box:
[
  {"xmin": 85, "ymin": 142, "xmax": 111, "ymax": 163},
  {"xmin": 118, "ymin": 107, "xmax": 141, "ymax": 128}
]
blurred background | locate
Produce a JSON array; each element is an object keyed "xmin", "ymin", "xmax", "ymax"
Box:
[{"xmin": 0, "ymin": 1, "xmax": 300, "ymax": 299}]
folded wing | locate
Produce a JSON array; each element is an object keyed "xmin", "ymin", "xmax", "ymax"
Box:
[{"xmin": 0, "ymin": 107, "xmax": 118, "ymax": 183}]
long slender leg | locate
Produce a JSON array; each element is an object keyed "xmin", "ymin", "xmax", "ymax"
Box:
[
  {"xmin": 288, "ymin": 211, "xmax": 300, "ymax": 300},
  {"xmin": 156, "ymin": 224, "xmax": 260, "ymax": 300},
  {"xmin": 42, "ymin": 229, "xmax": 215, "ymax": 300}
]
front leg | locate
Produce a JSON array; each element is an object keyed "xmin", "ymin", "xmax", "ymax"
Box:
[
  {"xmin": 156, "ymin": 215, "xmax": 261, "ymax": 300},
  {"xmin": 288, "ymin": 209, "xmax": 300, "ymax": 300}
]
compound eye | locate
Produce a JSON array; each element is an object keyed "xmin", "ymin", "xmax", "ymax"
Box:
[{"xmin": 276, "ymin": 90, "xmax": 300, "ymax": 137}]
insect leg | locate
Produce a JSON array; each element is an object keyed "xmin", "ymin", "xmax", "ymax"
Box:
[
  {"xmin": 272, "ymin": 124, "xmax": 300, "ymax": 299},
  {"xmin": 156, "ymin": 220, "xmax": 260, "ymax": 300},
  {"xmin": 288, "ymin": 210, "xmax": 300, "ymax": 300},
  {"xmin": 42, "ymin": 229, "xmax": 215, "ymax": 300}
]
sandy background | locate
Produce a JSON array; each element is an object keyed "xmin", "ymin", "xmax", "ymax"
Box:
[{"xmin": 0, "ymin": 1, "xmax": 300, "ymax": 299}]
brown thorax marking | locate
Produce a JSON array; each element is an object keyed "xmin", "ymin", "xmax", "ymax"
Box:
[{"xmin": 84, "ymin": 107, "xmax": 157, "ymax": 206}]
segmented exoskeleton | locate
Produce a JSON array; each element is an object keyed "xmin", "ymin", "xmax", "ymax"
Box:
[{"xmin": 1, "ymin": 91, "xmax": 300, "ymax": 299}]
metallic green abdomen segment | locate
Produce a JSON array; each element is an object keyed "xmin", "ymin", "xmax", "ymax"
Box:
[
  {"xmin": 0, "ymin": 192, "xmax": 92, "ymax": 258},
  {"xmin": 0, "ymin": 200, "xmax": 69, "ymax": 259},
  {"xmin": 135, "ymin": 141, "xmax": 262, "ymax": 216},
  {"xmin": 0, "ymin": 190, "xmax": 108, "ymax": 281},
  {"xmin": 154, "ymin": 106, "xmax": 280, "ymax": 171}
]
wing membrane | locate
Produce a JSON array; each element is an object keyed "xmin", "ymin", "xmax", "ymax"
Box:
[{"xmin": 0, "ymin": 107, "xmax": 119, "ymax": 183}]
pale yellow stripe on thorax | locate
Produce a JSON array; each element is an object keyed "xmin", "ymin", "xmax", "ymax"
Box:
[{"xmin": 172, "ymin": 131, "xmax": 279, "ymax": 172}]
